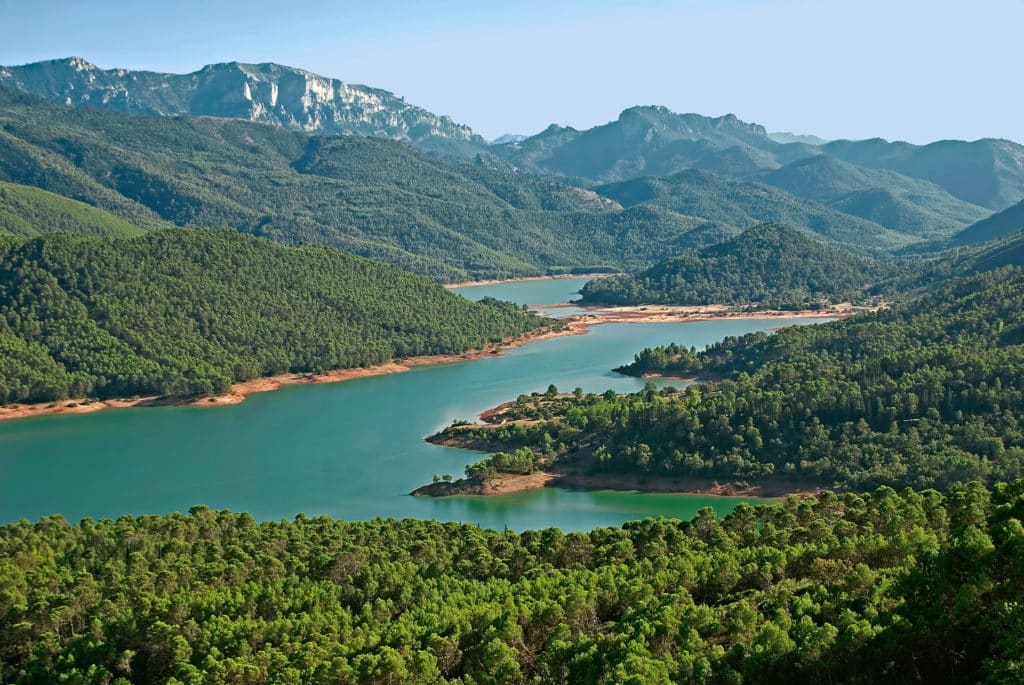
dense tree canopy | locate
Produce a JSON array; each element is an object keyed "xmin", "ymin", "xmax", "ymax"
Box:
[
  {"xmin": 2, "ymin": 482, "xmax": 1023, "ymax": 683},
  {"xmin": 578, "ymin": 224, "xmax": 886, "ymax": 308},
  {"xmin": 441, "ymin": 268, "xmax": 1024, "ymax": 491},
  {"xmin": 0, "ymin": 230, "xmax": 554, "ymax": 403},
  {"xmin": 0, "ymin": 182, "xmax": 155, "ymax": 239},
  {"xmin": 593, "ymin": 170, "xmax": 914, "ymax": 251}
]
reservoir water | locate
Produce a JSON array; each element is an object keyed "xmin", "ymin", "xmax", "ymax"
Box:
[{"xmin": 0, "ymin": 278, "xmax": 832, "ymax": 530}]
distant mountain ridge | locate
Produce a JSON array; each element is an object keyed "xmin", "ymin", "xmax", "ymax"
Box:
[
  {"xmin": 495, "ymin": 105, "xmax": 804, "ymax": 181},
  {"xmin": 949, "ymin": 199, "xmax": 1024, "ymax": 246},
  {"xmin": 758, "ymin": 155, "xmax": 990, "ymax": 239},
  {"xmin": 0, "ymin": 57, "xmax": 487, "ymax": 153},
  {"xmin": 593, "ymin": 168, "xmax": 915, "ymax": 251},
  {"xmin": 0, "ymin": 84, "xmax": 738, "ymax": 281},
  {"xmin": 495, "ymin": 106, "xmax": 1024, "ymax": 212},
  {"xmin": 768, "ymin": 131, "xmax": 828, "ymax": 146},
  {"xmin": 5, "ymin": 57, "xmax": 1022, "ymax": 215},
  {"xmin": 822, "ymin": 137, "xmax": 1024, "ymax": 210}
]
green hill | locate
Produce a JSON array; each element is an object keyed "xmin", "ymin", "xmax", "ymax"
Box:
[
  {"xmin": 594, "ymin": 169, "xmax": 915, "ymax": 251},
  {"xmin": 496, "ymin": 106, "xmax": 1024, "ymax": 217},
  {"xmin": 0, "ymin": 86, "xmax": 729, "ymax": 281},
  {"xmin": 578, "ymin": 224, "xmax": 884, "ymax": 307},
  {"xmin": 444, "ymin": 267, "xmax": 1024, "ymax": 492},
  {"xmin": 949, "ymin": 199, "xmax": 1024, "ymax": 246},
  {"xmin": 875, "ymin": 227, "xmax": 1024, "ymax": 296},
  {"xmin": 0, "ymin": 230, "xmax": 552, "ymax": 403},
  {"xmin": 0, "ymin": 181, "xmax": 156, "ymax": 238},
  {"xmin": 966, "ymin": 229, "xmax": 1024, "ymax": 273},
  {"xmin": 823, "ymin": 137, "xmax": 1024, "ymax": 210},
  {"xmin": 760, "ymin": 155, "xmax": 989, "ymax": 239}
]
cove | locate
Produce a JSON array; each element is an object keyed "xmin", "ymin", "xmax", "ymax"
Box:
[{"xmin": 0, "ymin": 277, "xmax": 833, "ymax": 531}]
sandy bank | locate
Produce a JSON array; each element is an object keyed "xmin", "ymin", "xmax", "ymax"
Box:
[
  {"xmin": 0, "ymin": 324, "xmax": 577, "ymax": 423},
  {"xmin": 575, "ymin": 302, "xmax": 873, "ymax": 325},
  {"xmin": 412, "ymin": 468, "xmax": 821, "ymax": 499},
  {"xmin": 411, "ymin": 472, "xmax": 557, "ymax": 497}
]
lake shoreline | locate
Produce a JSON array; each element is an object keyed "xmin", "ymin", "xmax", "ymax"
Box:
[
  {"xmin": 412, "ymin": 470, "xmax": 819, "ymax": 499},
  {"xmin": 0, "ymin": 304, "xmax": 857, "ymax": 423},
  {"xmin": 444, "ymin": 273, "xmax": 618, "ymax": 288},
  {"xmin": 0, "ymin": 323, "xmax": 581, "ymax": 423},
  {"xmin": 574, "ymin": 302, "xmax": 873, "ymax": 325}
]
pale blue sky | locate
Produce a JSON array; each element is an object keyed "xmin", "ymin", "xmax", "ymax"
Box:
[{"xmin": 1, "ymin": 0, "xmax": 1020, "ymax": 144}]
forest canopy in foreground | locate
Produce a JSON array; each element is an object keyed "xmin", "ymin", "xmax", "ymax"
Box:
[
  {"xmin": 438, "ymin": 267, "xmax": 1024, "ymax": 492},
  {"xmin": 1, "ymin": 482, "xmax": 1023, "ymax": 683},
  {"xmin": 0, "ymin": 230, "xmax": 552, "ymax": 403}
]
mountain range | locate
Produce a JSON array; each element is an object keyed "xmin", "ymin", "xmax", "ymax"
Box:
[
  {"xmin": 4, "ymin": 58, "xmax": 1022, "ymax": 215},
  {"xmin": 0, "ymin": 57, "xmax": 486, "ymax": 155},
  {"xmin": 1, "ymin": 56, "xmax": 1023, "ymax": 278},
  {"xmin": 0, "ymin": 84, "xmax": 742, "ymax": 281}
]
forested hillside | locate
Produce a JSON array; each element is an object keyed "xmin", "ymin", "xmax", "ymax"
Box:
[
  {"xmin": 870, "ymin": 228, "xmax": 1024, "ymax": 296},
  {"xmin": 758, "ymin": 155, "xmax": 989, "ymax": 239},
  {"xmin": 3, "ymin": 483, "xmax": 1023, "ymax": 683},
  {"xmin": 593, "ymin": 169, "xmax": 915, "ymax": 251},
  {"xmin": 437, "ymin": 268, "xmax": 1024, "ymax": 492},
  {"xmin": 0, "ymin": 230, "xmax": 552, "ymax": 403},
  {"xmin": 0, "ymin": 181, "xmax": 154, "ymax": 238},
  {"xmin": 0, "ymin": 86, "xmax": 727, "ymax": 281},
  {"xmin": 950, "ymin": 198, "xmax": 1024, "ymax": 246},
  {"xmin": 494, "ymin": 106, "xmax": 802, "ymax": 181},
  {"xmin": 578, "ymin": 224, "xmax": 885, "ymax": 308},
  {"xmin": 823, "ymin": 137, "xmax": 1024, "ymax": 210}
]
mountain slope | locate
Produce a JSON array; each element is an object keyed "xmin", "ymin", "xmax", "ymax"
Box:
[
  {"xmin": 0, "ymin": 86, "xmax": 730, "ymax": 281},
  {"xmin": 0, "ymin": 181, "xmax": 154, "ymax": 238},
  {"xmin": 823, "ymin": 137, "xmax": 1024, "ymax": 210},
  {"xmin": 0, "ymin": 230, "xmax": 552, "ymax": 403},
  {"xmin": 760, "ymin": 155, "xmax": 989, "ymax": 239},
  {"xmin": 496, "ymin": 106, "xmax": 813, "ymax": 182},
  {"xmin": 497, "ymin": 105, "xmax": 1024, "ymax": 216},
  {"xmin": 965, "ymin": 229, "xmax": 1024, "ymax": 273},
  {"xmin": 594, "ymin": 169, "xmax": 914, "ymax": 250},
  {"xmin": 0, "ymin": 57, "xmax": 487, "ymax": 154},
  {"xmin": 578, "ymin": 224, "xmax": 884, "ymax": 306},
  {"xmin": 949, "ymin": 199, "xmax": 1024, "ymax": 246}
]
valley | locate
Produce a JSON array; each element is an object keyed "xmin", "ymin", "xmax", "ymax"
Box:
[
  {"xmin": 0, "ymin": 276, "xmax": 823, "ymax": 529},
  {"xmin": 1, "ymin": 22, "xmax": 1023, "ymax": 681}
]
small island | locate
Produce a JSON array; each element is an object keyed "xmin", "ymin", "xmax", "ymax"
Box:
[{"xmin": 412, "ymin": 385, "xmax": 820, "ymax": 498}]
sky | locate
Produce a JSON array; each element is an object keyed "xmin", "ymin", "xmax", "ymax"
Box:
[{"xmin": 1, "ymin": 0, "xmax": 1021, "ymax": 144}]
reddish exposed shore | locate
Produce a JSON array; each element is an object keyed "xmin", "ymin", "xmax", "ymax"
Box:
[
  {"xmin": 0, "ymin": 323, "xmax": 578, "ymax": 422},
  {"xmin": 411, "ymin": 469, "xmax": 820, "ymax": 499}
]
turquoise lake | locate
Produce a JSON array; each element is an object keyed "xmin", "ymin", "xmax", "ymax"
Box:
[{"xmin": 0, "ymin": 277, "xmax": 832, "ymax": 530}]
